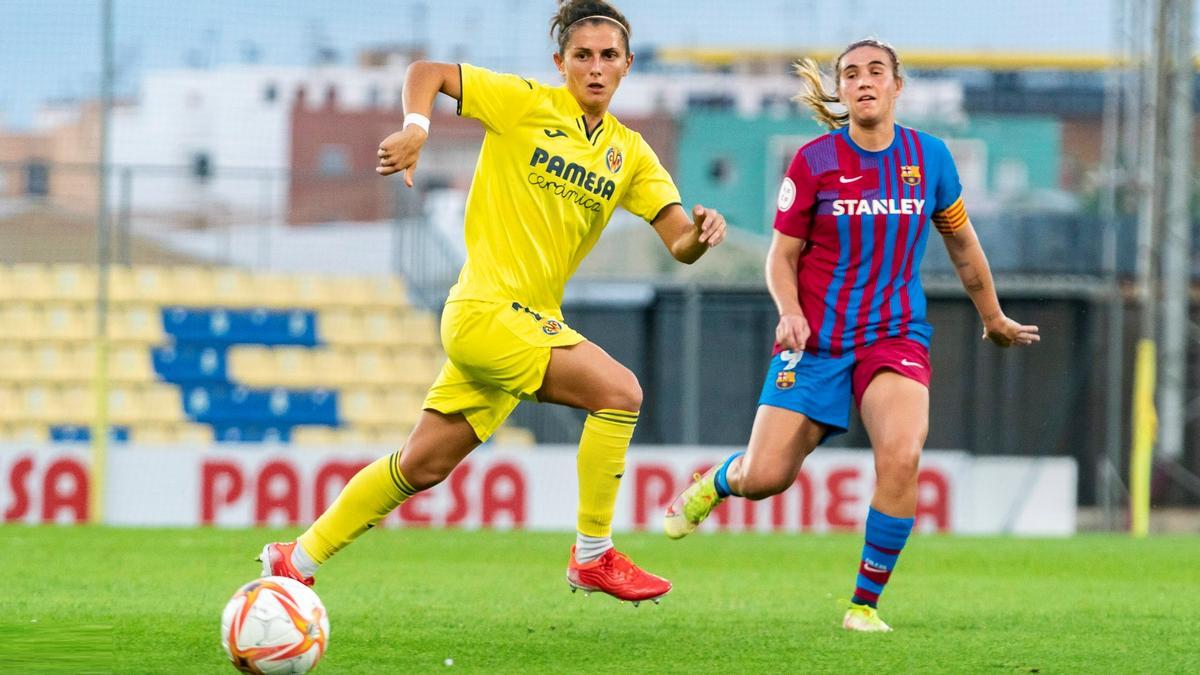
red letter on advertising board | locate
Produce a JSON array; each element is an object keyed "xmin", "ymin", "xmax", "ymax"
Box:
[
  {"xmin": 634, "ymin": 465, "xmax": 674, "ymax": 529},
  {"xmin": 256, "ymin": 461, "xmax": 300, "ymax": 525},
  {"xmin": 825, "ymin": 468, "xmax": 861, "ymax": 530},
  {"xmin": 201, "ymin": 461, "xmax": 243, "ymax": 524},
  {"xmin": 42, "ymin": 459, "xmax": 88, "ymax": 523},
  {"xmin": 445, "ymin": 463, "xmax": 472, "ymax": 526},
  {"xmin": 481, "ymin": 462, "xmax": 525, "ymax": 527},
  {"xmin": 313, "ymin": 461, "xmax": 367, "ymax": 519},
  {"xmin": 3, "ymin": 457, "xmax": 33, "ymax": 521},
  {"xmin": 916, "ymin": 468, "xmax": 950, "ymax": 531},
  {"xmin": 399, "ymin": 492, "xmax": 433, "ymax": 526}
]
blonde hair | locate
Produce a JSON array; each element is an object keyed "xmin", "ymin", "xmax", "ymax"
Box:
[{"xmin": 793, "ymin": 38, "xmax": 904, "ymax": 130}]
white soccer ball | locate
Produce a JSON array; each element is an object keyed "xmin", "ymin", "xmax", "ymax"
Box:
[{"xmin": 221, "ymin": 576, "xmax": 330, "ymax": 674}]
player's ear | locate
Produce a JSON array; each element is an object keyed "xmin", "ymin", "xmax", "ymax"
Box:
[
  {"xmin": 553, "ymin": 51, "xmax": 565, "ymax": 78},
  {"xmin": 624, "ymin": 51, "xmax": 634, "ymax": 76}
]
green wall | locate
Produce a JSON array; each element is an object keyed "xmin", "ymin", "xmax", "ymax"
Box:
[{"xmin": 676, "ymin": 112, "xmax": 1062, "ymax": 235}]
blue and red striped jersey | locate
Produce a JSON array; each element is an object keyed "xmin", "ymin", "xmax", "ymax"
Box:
[{"xmin": 773, "ymin": 124, "xmax": 964, "ymax": 357}]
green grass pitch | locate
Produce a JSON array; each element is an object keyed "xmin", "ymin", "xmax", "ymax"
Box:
[{"xmin": 1, "ymin": 526, "xmax": 1195, "ymax": 673}]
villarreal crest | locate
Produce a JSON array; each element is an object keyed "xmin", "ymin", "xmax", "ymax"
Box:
[
  {"xmin": 900, "ymin": 165, "xmax": 922, "ymax": 186},
  {"xmin": 606, "ymin": 146, "xmax": 623, "ymax": 174}
]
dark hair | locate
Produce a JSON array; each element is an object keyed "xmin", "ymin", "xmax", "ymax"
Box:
[
  {"xmin": 549, "ymin": 0, "xmax": 631, "ymax": 56},
  {"xmin": 794, "ymin": 38, "xmax": 904, "ymax": 130}
]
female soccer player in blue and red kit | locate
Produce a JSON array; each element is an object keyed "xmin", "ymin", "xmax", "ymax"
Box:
[{"xmin": 664, "ymin": 39, "xmax": 1039, "ymax": 631}]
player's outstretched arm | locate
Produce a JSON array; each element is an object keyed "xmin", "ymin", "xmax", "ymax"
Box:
[
  {"xmin": 941, "ymin": 221, "xmax": 1040, "ymax": 348},
  {"xmin": 650, "ymin": 203, "xmax": 727, "ymax": 264},
  {"xmin": 377, "ymin": 61, "xmax": 463, "ymax": 187}
]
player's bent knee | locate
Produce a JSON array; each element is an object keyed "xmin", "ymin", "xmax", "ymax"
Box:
[{"xmin": 594, "ymin": 369, "xmax": 642, "ymax": 412}]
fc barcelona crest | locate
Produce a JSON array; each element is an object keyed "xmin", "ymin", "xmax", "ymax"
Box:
[
  {"xmin": 775, "ymin": 370, "xmax": 796, "ymax": 390},
  {"xmin": 606, "ymin": 146, "xmax": 623, "ymax": 174},
  {"xmin": 900, "ymin": 165, "xmax": 922, "ymax": 186}
]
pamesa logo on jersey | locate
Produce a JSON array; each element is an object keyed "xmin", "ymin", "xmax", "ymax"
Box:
[{"xmin": 527, "ymin": 146, "xmax": 617, "ymax": 212}]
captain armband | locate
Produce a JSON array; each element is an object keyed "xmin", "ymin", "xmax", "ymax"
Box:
[{"xmin": 931, "ymin": 197, "xmax": 969, "ymax": 236}]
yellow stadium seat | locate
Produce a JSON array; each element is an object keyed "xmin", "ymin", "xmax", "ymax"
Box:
[
  {"xmin": 8, "ymin": 263, "xmax": 53, "ymax": 302},
  {"xmin": 367, "ymin": 276, "xmax": 408, "ymax": 309},
  {"xmin": 131, "ymin": 422, "xmax": 176, "ymax": 444},
  {"xmin": 41, "ymin": 302, "xmax": 93, "ymax": 341},
  {"xmin": 211, "ymin": 268, "xmax": 254, "ymax": 307},
  {"xmin": 254, "ymin": 273, "xmax": 300, "ymax": 309},
  {"xmin": 19, "ymin": 385, "xmax": 65, "ymax": 423},
  {"xmin": 311, "ymin": 349, "xmax": 354, "ymax": 387},
  {"xmin": 0, "ymin": 267, "xmax": 13, "ymax": 301},
  {"xmin": 316, "ymin": 308, "xmax": 363, "ymax": 345},
  {"xmin": 327, "ymin": 276, "xmax": 374, "ymax": 307},
  {"xmin": 360, "ymin": 309, "xmax": 403, "ymax": 345},
  {"xmin": 166, "ymin": 267, "xmax": 216, "ymax": 307},
  {"xmin": 273, "ymin": 347, "xmax": 317, "ymax": 387},
  {"xmin": 334, "ymin": 425, "xmax": 377, "ymax": 446},
  {"xmin": 372, "ymin": 423, "xmax": 414, "ymax": 446},
  {"xmin": 0, "ymin": 343, "xmax": 34, "ymax": 383},
  {"xmin": 108, "ymin": 265, "xmax": 172, "ymax": 304},
  {"xmin": 226, "ymin": 345, "xmax": 274, "ymax": 387},
  {"xmin": 0, "ymin": 385, "xmax": 20, "ymax": 422},
  {"xmin": 105, "ymin": 385, "xmax": 143, "ymax": 425},
  {"xmin": 30, "ymin": 344, "xmax": 78, "ymax": 383},
  {"xmin": 7, "ymin": 422, "xmax": 48, "ymax": 442},
  {"xmin": 291, "ymin": 425, "xmax": 339, "ymax": 446},
  {"xmin": 140, "ymin": 383, "xmax": 184, "ymax": 423},
  {"xmin": 109, "ymin": 345, "xmax": 153, "ymax": 382},
  {"xmin": 108, "ymin": 304, "xmax": 165, "ymax": 344},
  {"xmin": 293, "ymin": 276, "xmax": 338, "ymax": 308},
  {"xmin": 349, "ymin": 348, "xmax": 397, "ymax": 385},
  {"xmin": 0, "ymin": 302, "xmax": 43, "ymax": 341},
  {"xmin": 176, "ymin": 423, "xmax": 214, "ymax": 444},
  {"xmin": 339, "ymin": 388, "xmax": 390, "ymax": 425},
  {"xmin": 48, "ymin": 264, "xmax": 97, "ymax": 302},
  {"xmin": 395, "ymin": 350, "xmax": 442, "ymax": 388},
  {"xmin": 401, "ymin": 311, "xmax": 440, "ymax": 347},
  {"xmin": 492, "ymin": 425, "xmax": 537, "ymax": 446}
]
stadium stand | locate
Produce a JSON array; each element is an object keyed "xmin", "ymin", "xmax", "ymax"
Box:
[{"xmin": 0, "ymin": 263, "xmax": 526, "ymax": 446}]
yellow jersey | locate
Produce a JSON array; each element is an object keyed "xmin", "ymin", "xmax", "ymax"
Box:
[{"xmin": 449, "ymin": 63, "xmax": 682, "ymax": 314}]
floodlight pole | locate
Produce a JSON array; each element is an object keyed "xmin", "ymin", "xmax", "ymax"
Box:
[{"xmin": 90, "ymin": 0, "xmax": 114, "ymax": 525}]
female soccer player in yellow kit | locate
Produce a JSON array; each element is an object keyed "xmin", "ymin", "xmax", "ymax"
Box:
[{"xmin": 260, "ymin": 0, "xmax": 727, "ymax": 604}]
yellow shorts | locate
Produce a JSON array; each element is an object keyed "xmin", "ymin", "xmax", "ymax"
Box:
[{"xmin": 423, "ymin": 299, "xmax": 586, "ymax": 441}]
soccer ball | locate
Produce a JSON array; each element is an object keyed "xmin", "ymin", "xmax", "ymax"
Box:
[{"xmin": 221, "ymin": 576, "xmax": 330, "ymax": 674}]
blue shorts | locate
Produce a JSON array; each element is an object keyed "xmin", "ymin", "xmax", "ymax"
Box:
[
  {"xmin": 757, "ymin": 338, "xmax": 932, "ymax": 442},
  {"xmin": 758, "ymin": 349, "xmax": 855, "ymax": 440}
]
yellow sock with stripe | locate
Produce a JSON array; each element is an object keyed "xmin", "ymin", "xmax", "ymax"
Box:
[
  {"xmin": 296, "ymin": 450, "xmax": 417, "ymax": 567},
  {"xmin": 576, "ymin": 409, "xmax": 638, "ymax": 558}
]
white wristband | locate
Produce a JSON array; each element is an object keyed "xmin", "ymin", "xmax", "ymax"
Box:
[{"xmin": 403, "ymin": 112, "xmax": 430, "ymax": 134}]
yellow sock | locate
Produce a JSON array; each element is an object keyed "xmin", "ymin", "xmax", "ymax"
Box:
[
  {"xmin": 297, "ymin": 450, "xmax": 417, "ymax": 564},
  {"xmin": 576, "ymin": 409, "xmax": 638, "ymax": 537}
]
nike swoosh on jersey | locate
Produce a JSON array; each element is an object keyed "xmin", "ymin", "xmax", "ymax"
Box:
[
  {"xmin": 900, "ymin": 359, "xmax": 923, "ymax": 368},
  {"xmin": 839, "ymin": 175, "xmax": 863, "ymax": 183}
]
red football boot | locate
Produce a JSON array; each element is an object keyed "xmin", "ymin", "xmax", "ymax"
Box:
[
  {"xmin": 566, "ymin": 546, "xmax": 671, "ymax": 604},
  {"xmin": 256, "ymin": 541, "xmax": 315, "ymax": 587}
]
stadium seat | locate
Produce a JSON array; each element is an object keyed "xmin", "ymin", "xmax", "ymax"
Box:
[
  {"xmin": 349, "ymin": 348, "xmax": 397, "ymax": 385},
  {"xmin": 8, "ymin": 263, "xmax": 53, "ymax": 302},
  {"xmin": 132, "ymin": 422, "xmax": 177, "ymax": 444},
  {"xmin": 7, "ymin": 422, "xmax": 48, "ymax": 442},
  {"xmin": 339, "ymin": 388, "xmax": 390, "ymax": 425},
  {"xmin": 401, "ymin": 312, "xmax": 440, "ymax": 347},
  {"xmin": 311, "ymin": 349, "xmax": 354, "ymax": 386},
  {"xmin": 291, "ymin": 425, "xmax": 340, "ymax": 446},
  {"xmin": 140, "ymin": 383, "xmax": 185, "ymax": 423},
  {"xmin": 30, "ymin": 343, "xmax": 78, "ymax": 383},
  {"xmin": 41, "ymin": 302, "xmax": 93, "ymax": 341},
  {"xmin": 316, "ymin": 308, "xmax": 363, "ymax": 345},
  {"xmin": 166, "ymin": 267, "xmax": 216, "ymax": 306},
  {"xmin": 254, "ymin": 273, "xmax": 301, "ymax": 309},
  {"xmin": 0, "ymin": 385, "xmax": 20, "ymax": 422},
  {"xmin": 273, "ymin": 347, "xmax": 317, "ymax": 387},
  {"xmin": 360, "ymin": 309, "xmax": 404, "ymax": 345},
  {"xmin": 0, "ymin": 303, "xmax": 44, "ymax": 341},
  {"xmin": 226, "ymin": 345, "xmax": 275, "ymax": 386},
  {"xmin": 175, "ymin": 423, "xmax": 214, "ymax": 444},
  {"xmin": 367, "ymin": 276, "xmax": 408, "ymax": 309},
  {"xmin": 293, "ymin": 276, "xmax": 339, "ymax": 308},
  {"xmin": 109, "ymin": 304, "xmax": 166, "ymax": 344},
  {"xmin": 109, "ymin": 345, "xmax": 154, "ymax": 382},
  {"xmin": 211, "ymin": 268, "xmax": 255, "ymax": 308},
  {"xmin": 0, "ymin": 343, "xmax": 35, "ymax": 383},
  {"xmin": 19, "ymin": 385, "xmax": 65, "ymax": 424},
  {"xmin": 109, "ymin": 265, "xmax": 172, "ymax": 304},
  {"xmin": 48, "ymin": 264, "xmax": 97, "ymax": 302}
]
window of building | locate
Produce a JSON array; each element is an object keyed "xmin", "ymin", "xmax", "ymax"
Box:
[{"xmin": 317, "ymin": 144, "xmax": 350, "ymax": 177}]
